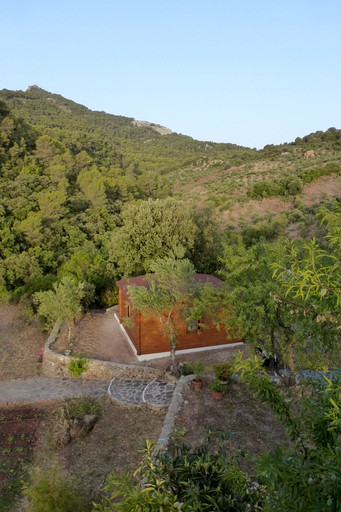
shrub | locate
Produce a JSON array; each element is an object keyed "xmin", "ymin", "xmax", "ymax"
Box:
[
  {"xmin": 62, "ymin": 397, "xmax": 102, "ymax": 419},
  {"xmin": 24, "ymin": 464, "xmax": 88, "ymax": 512},
  {"xmin": 186, "ymin": 360, "xmax": 206, "ymax": 380},
  {"xmin": 212, "ymin": 362, "xmax": 234, "ymax": 381},
  {"xmin": 94, "ymin": 438, "xmax": 263, "ymax": 511}
]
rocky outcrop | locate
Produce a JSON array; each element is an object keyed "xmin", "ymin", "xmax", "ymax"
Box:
[{"xmin": 132, "ymin": 119, "xmax": 172, "ymax": 135}]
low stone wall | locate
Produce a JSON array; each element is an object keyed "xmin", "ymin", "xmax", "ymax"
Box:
[{"xmin": 42, "ymin": 321, "xmax": 163, "ymax": 381}]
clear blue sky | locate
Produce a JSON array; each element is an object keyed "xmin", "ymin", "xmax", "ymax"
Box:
[{"xmin": 1, "ymin": 0, "xmax": 340, "ymax": 148}]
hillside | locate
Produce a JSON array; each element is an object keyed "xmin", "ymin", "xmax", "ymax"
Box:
[
  {"xmin": 0, "ymin": 86, "xmax": 255, "ymax": 175},
  {"xmin": 0, "ymin": 86, "xmax": 340, "ymax": 307}
]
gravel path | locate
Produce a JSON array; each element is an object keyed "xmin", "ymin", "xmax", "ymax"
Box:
[{"xmin": 0, "ymin": 376, "xmax": 109, "ymax": 405}]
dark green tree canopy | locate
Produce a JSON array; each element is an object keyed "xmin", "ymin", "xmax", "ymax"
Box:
[{"xmin": 108, "ymin": 198, "xmax": 221, "ymax": 277}]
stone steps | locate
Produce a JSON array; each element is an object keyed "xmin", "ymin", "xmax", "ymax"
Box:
[{"xmin": 108, "ymin": 378, "xmax": 175, "ymax": 409}]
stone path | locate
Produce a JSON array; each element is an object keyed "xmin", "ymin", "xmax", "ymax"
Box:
[
  {"xmin": 0, "ymin": 376, "xmax": 176, "ymax": 410},
  {"xmin": 108, "ymin": 378, "xmax": 175, "ymax": 409},
  {"xmin": 0, "ymin": 377, "xmax": 109, "ymax": 405}
]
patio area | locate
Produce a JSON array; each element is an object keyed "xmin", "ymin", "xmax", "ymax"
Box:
[{"xmin": 51, "ymin": 307, "xmax": 246, "ymax": 372}]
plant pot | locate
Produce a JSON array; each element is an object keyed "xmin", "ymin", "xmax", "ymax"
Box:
[
  {"xmin": 192, "ymin": 379, "xmax": 203, "ymax": 391},
  {"xmin": 212, "ymin": 390, "xmax": 223, "ymax": 400}
]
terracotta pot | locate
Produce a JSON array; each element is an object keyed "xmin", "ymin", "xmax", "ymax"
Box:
[
  {"xmin": 192, "ymin": 379, "xmax": 203, "ymax": 391},
  {"xmin": 212, "ymin": 390, "xmax": 223, "ymax": 400}
]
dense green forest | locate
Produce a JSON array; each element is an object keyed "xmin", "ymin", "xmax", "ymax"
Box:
[{"xmin": 0, "ymin": 86, "xmax": 340, "ymax": 367}]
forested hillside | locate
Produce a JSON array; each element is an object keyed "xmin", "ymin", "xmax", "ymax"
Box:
[{"xmin": 0, "ymin": 86, "xmax": 340, "ymax": 329}]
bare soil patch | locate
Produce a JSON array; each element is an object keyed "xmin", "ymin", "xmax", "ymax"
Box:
[
  {"xmin": 0, "ymin": 304, "xmax": 46, "ymax": 381},
  {"xmin": 27, "ymin": 397, "xmax": 166, "ymax": 507},
  {"xmin": 221, "ymin": 174, "xmax": 341, "ymax": 226},
  {"xmin": 0, "ymin": 405, "xmax": 48, "ymax": 508},
  {"xmin": 174, "ymin": 379, "xmax": 290, "ymax": 474}
]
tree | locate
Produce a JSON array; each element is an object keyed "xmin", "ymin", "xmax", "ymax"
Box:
[
  {"xmin": 33, "ymin": 277, "xmax": 85, "ymax": 343},
  {"xmin": 272, "ymin": 204, "xmax": 341, "ymax": 369},
  {"xmin": 273, "ymin": 204, "xmax": 341, "ymax": 325},
  {"xmin": 219, "ymin": 239, "xmax": 293, "ymax": 371},
  {"xmin": 232, "ymin": 353, "xmax": 341, "ymax": 512},
  {"xmin": 108, "ymin": 198, "xmax": 221, "ymax": 277},
  {"xmin": 77, "ymin": 165, "xmax": 107, "ymax": 209},
  {"xmin": 58, "ymin": 241, "xmax": 114, "ymax": 306},
  {"xmin": 219, "ymin": 238, "xmax": 332, "ymax": 374},
  {"xmin": 127, "ymin": 258, "xmax": 221, "ymax": 372}
]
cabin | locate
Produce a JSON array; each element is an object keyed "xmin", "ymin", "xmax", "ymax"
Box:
[{"xmin": 116, "ymin": 274, "xmax": 242, "ymax": 360}]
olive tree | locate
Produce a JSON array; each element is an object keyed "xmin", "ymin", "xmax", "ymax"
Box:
[
  {"xmin": 127, "ymin": 258, "xmax": 221, "ymax": 373},
  {"xmin": 33, "ymin": 276, "xmax": 85, "ymax": 343}
]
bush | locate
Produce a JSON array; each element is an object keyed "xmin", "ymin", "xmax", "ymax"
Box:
[
  {"xmin": 62, "ymin": 397, "xmax": 102, "ymax": 419},
  {"xmin": 94, "ymin": 438, "xmax": 263, "ymax": 511},
  {"xmin": 212, "ymin": 362, "xmax": 234, "ymax": 381}
]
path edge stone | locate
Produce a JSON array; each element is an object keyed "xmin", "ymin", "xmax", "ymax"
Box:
[{"xmin": 157, "ymin": 375, "xmax": 193, "ymax": 450}]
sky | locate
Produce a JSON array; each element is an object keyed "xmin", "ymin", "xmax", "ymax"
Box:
[{"xmin": 1, "ymin": 0, "xmax": 341, "ymax": 149}]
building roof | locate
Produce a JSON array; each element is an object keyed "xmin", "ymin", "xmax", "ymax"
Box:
[{"xmin": 116, "ymin": 274, "xmax": 223, "ymax": 293}]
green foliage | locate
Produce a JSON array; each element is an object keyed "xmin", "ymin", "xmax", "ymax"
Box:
[
  {"xmin": 231, "ymin": 353, "xmax": 299, "ymax": 439},
  {"xmin": 212, "ymin": 362, "xmax": 234, "ymax": 381},
  {"xmin": 127, "ymin": 258, "xmax": 197, "ymax": 369},
  {"xmin": 219, "ymin": 239, "xmax": 289, "ymax": 360},
  {"xmin": 11, "ymin": 273, "xmax": 57, "ymax": 302},
  {"xmin": 109, "ymin": 197, "xmax": 222, "ymax": 276},
  {"xmin": 127, "ymin": 257, "xmax": 222, "ymax": 370},
  {"xmin": 186, "ymin": 360, "xmax": 206, "ymax": 380},
  {"xmin": 94, "ymin": 438, "xmax": 263, "ymax": 511},
  {"xmin": 273, "ymin": 204, "xmax": 341, "ymax": 317},
  {"xmin": 33, "ymin": 276, "xmax": 85, "ymax": 328},
  {"xmin": 0, "ymin": 87, "xmax": 340, "ymax": 310},
  {"xmin": 67, "ymin": 355, "xmax": 89, "ymax": 379},
  {"xmin": 229, "ymin": 354, "xmax": 341, "ymax": 512},
  {"xmin": 209, "ymin": 379, "xmax": 228, "ymax": 393},
  {"xmin": 24, "ymin": 464, "xmax": 88, "ymax": 512},
  {"xmin": 298, "ymin": 163, "xmax": 341, "ymax": 184},
  {"xmin": 62, "ymin": 397, "xmax": 102, "ymax": 419},
  {"xmin": 248, "ymin": 175, "xmax": 303, "ymax": 199},
  {"xmin": 271, "ymin": 204, "xmax": 341, "ymax": 368},
  {"xmin": 241, "ymin": 214, "xmax": 288, "ymax": 246},
  {"xmin": 220, "ymin": 230, "xmax": 340, "ymax": 372},
  {"xmin": 257, "ymin": 376, "xmax": 341, "ymax": 512}
]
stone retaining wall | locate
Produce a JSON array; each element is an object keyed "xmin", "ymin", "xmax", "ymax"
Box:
[{"xmin": 42, "ymin": 321, "xmax": 163, "ymax": 381}]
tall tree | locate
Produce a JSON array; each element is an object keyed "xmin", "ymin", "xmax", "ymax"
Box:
[
  {"xmin": 108, "ymin": 198, "xmax": 221, "ymax": 277},
  {"xmin": 220, "ymin": 239, "xmax": 311, "ymax": 373}
]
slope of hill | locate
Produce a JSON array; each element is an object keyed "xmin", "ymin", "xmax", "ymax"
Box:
[
  {"xmin": 0, "ymin": 86, "xmax": 255, "ymax": 175},
  {"xmin": 0, "ymin": 86, "xmax": 340, "ymax": 306}
]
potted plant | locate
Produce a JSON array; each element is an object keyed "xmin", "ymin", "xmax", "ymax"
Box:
[
  {"xmin": 212, "ymin": 362, "xmax": 234, "ymax": 384},
  {"xmin": 209, "ymin": 379, "xmax": 227, "ymax": 400},
  {"xmin": 188, "ymin": 361, "xmax": 206, "ymax": 390}
]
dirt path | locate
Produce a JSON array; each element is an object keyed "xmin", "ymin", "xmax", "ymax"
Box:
[{"xmin": 0, "ymin": 304, "xmax": 46, "ymax": 381}]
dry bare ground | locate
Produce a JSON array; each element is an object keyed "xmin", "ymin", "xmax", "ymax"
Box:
[
  {"xmin": 0, "ymin": 304, "xmax": 46, "ymax": 381},
  {"xmin": 174, "ymin": 379, "xmax": 289, "ymax": 474},
  {"xmin": 30, "ymin": 398, "xmax": 166, "ymax": 506},
  {"xmin": 222, "ymin": 174, "xmax": 341, "ymax": 225}
]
